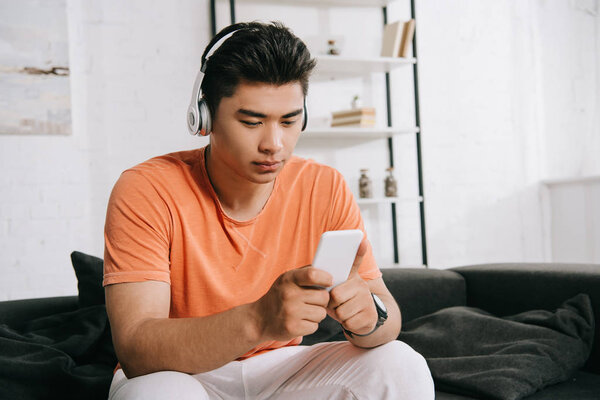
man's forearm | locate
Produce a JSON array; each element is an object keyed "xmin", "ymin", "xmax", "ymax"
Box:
[{"xmin": 119, "ymin": 302, "xmax": 263, "ymax": 378}]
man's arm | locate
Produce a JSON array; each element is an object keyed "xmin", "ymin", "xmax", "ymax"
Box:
[
  {"xmin": 341, "ymin": 277, "xmax": 401, "ymax": 348},
  {"xmin": 326, "ymin": 242, "xmax": 402, "ymax": 348},
  {"xmin": 106, "ymin": 267, "xmax": 332, "ymax": 378}
]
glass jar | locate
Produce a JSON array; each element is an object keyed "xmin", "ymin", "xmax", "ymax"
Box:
[
  {"xmin": 327, "ymin": 39, "xmax": 340, "ymax": 55},
  {"xmin": 359, "ymin": 169, "xmax": 372, "ymax": 199},
  {"xmin": 384, "ymin": 167, "xmax": 397, "ymax": 197}
]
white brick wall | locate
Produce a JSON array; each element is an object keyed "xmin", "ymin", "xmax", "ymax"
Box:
[{"xmin": 1, "ymin": 0, "xmax": 598, "ymax": 300}]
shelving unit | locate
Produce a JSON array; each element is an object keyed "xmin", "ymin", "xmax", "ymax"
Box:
[
  {"xmin": 313, "ymin": 54, "xmax": 416, "ymax": 77},
  {"xmin": 356, "ymin": 196, "xmax": 423, "ymax": 205},
  {"xmin": 209, "ymin": 0, "xmax": 428, "ymax": 267},
  {"xmin": 302, "ymin": 127, "xmax": 419, "ymax": 140}
]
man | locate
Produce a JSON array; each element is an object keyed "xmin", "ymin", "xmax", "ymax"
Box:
[{"xmin": 104, "ymin": 21, "xmax": 434, "ymax": 399}]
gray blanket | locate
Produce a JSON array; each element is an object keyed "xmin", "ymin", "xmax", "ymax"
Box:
[
  {"xmin": 398, "ymin": 294, "xmax": 595, "ymax": 400},
  {"xmin": 0, "ymin": 304, "xmax": 116, "ymax": 400}
]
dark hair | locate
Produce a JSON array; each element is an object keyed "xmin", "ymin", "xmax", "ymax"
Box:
[{"xmin": 200, "ymin": 21, "xmax": 316, "ymax": 116}]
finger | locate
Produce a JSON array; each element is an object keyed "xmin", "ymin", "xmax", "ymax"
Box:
[
  {"xmin": 303, "ymin": 287, "xmax": 330, "ymax": 307},
  {"xmin": 328, "ymin": 280, "xmax": 355, "ymax": 309},
  {"xmin": 301, "ymin": 304, "xmax": 328, "ymax": 323},
  {"xmin": 343, "ymin": 309, "xmax": 376, "ymax": 335},
  {"xmin": 333, "ymin": 295, "xmax": 364, "ymax": 323},
  {"xmin": 293, "ymin": 266, "xmax": 333, "ymax": 288},
  {"xmin": 296, "ymin": 320, "xmax": 320, "ymax": 336},
  {"xmin": 348, "ymin": 239, "xmax": 368, "ymax": 277}
]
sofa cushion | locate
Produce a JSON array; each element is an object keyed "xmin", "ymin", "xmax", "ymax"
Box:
[
  {"xmin": 398, "ymin": 294, "xmax": 594, "ymax": 400},
  {"xmin": 70, "ymin": 251, "xmax": 105, "ymax": 308},
  {"xmin": 382, "ymin": 268, "xmax": 466, "ymax": 323}
]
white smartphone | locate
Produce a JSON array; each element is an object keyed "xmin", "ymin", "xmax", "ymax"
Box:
[{"xmin": 312, "ymin": 229, "xmax": 364, "ymax": 291}]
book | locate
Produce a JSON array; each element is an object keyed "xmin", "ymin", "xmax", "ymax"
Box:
[
  {"xmin": 331, "ymin": 107, "xmax": 376, "ymax": 127},
  {"xmin": 381, "ymin": 21, "xmax": 403, "ymax": 58},
  {"xmin": 399, "ymin": 19, "xmax": 416, "ymax": 58},
  {"xmin": 331, "ymin": 120, "xmax": 376, "ymax": 128},
  {"xmin": 331, "ymin": 107, "xmax": 376, "ymax": 119},
  {"xmin": 331, "ymin": 116, "xmax": 376, "ymax": 127}
]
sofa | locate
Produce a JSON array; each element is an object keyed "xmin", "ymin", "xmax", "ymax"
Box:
[{"xmin": 0, "ymin": 254, "xmax": 598, "ymax": 399}]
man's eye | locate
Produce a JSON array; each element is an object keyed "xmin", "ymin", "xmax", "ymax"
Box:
[
  {"xmin": 241, "ymin": 120, "xmax": 261, "ymax": 127},
  {"xmin": 282, "ymin": 120, "xmax": 296, "ymax": 126}
]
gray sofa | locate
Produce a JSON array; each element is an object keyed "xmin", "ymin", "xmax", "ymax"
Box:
[
  {"xmin": 384, "ymin": 264, "xmax": 599, "ymax": 399},
  {"xmin": 0, "ymin": 259, "xmax": 598, "ymax": 399}
]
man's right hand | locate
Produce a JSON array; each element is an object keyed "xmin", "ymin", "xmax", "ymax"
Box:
[{"xmin": 254, "ymin": 267, "xmax": 333, "ymax": 342}]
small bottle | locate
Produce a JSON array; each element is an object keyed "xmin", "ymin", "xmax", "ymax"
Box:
[
  {"xmin": 384, "ymin": 167, "xmax": 397, "ymax": 197},
  {"xmin": 359, "ymin": 169, "xmax": 372, "ymax": 199},
  {"xmin": 327, "ymin": 39, "xmax": 340, "ymax": 55}
]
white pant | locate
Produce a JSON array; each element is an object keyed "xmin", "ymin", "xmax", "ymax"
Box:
[{"xmin": 108, "ymin": 340, "xmax": 434, "ymax": 400}]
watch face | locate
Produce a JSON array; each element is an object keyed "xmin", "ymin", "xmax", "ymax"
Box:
[{"xmin": 372, "ymin": 293, "xmax": 387, "ymax": 313}]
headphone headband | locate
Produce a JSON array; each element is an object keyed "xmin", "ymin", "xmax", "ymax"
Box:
[{"xmin": 200, "ymin": 29, "xmax": 242, "ymax": 73}]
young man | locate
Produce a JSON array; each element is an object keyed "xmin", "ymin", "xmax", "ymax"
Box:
[{"xmin": 104, "ymin": 22, "xmax": 433, "ymax": 399}]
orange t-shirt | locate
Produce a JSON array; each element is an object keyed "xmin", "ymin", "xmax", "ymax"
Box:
[{"xmin": 103, "ymin": 146, "xmax": 381, "ymax": 359}]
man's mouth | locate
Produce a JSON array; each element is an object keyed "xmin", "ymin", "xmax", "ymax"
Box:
[{"xmin": 253, "ymin": 160, "xmax": 282, "ymax": 171}]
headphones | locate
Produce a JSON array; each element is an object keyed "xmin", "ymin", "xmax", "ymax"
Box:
[{"xmin": 187, "ymin": 27, "xmax": 308, "ymax": 136}]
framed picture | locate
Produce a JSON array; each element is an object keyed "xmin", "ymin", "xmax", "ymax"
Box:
[{"xmin": 0, "ymin": 0, "xmax": 71, "ymax": 136}]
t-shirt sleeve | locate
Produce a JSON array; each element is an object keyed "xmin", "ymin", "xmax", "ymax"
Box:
[
  {"xmin": 103, "ymin": 170, "xmax": 172, "ymax": 287},
  {"xmin": 326, "ymin": 169, "xmax": 382, "ymax": 281}
]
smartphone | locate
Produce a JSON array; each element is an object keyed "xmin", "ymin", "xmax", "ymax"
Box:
[{"xmin": 312, "ymin": 229, "xmax": 364, "ymax": 291}]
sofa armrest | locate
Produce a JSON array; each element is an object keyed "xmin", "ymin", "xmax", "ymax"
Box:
[
  {"xmin": 382, "ymin": 268, "xmax": 466, "ymax": 323},
  {"xmin": 451, "ymin": 263, "xmax": 600, "ymax": 374},
  {"xmin": 0, "ymin": 296, "xmax": 79, "ymax": 328}
]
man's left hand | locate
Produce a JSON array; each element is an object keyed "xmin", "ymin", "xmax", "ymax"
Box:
[{"xmin": 326, "ymin": 241, "xmax": 378, "ymax": 335}]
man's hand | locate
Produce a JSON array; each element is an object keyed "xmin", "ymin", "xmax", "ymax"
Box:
[
  {"xmin": 326, "ymin": 241, "xmax": 379, "ymax": 335},
  {"xmin": 254, "ymin": 267, "xmax": 333, "ymax": 342}
]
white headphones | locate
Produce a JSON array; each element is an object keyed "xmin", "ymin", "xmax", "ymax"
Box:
[{"xmin": 187, "ymin": 28, "xmax": 308, "ymax": 136}]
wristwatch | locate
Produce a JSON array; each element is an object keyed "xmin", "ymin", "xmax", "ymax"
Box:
[{"xmin": 343, "ymin": 293, "xmax": 388, "ymax": 338}]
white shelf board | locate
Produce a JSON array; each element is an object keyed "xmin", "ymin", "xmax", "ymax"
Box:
[
  {"xmin": 313, "ymin": 55, "xmax": 416, "ymax": 77},
  {"xmin": 301, "ymin": 127, "xmax": 419, "ymax": 139},
  {"xmin": 231, "ymin": 0, "xmax": 400, "ymax": 7},
  {"xmin": 356, "ymin": 196, "xmax": 423, "ymax": 205},
  {"xmin": 542, "ymin": 175, "xmax": 600, "ymax": 186}
]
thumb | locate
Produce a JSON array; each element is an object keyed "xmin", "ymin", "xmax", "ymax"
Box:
[{"xmin": 348, "ymin": 239, "xmax": 368, "ymax": 277}]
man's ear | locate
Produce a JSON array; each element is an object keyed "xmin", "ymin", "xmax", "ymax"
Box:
[{"xmin": 302, "ymin": 98, "xmax": 308, "ymax": 131}]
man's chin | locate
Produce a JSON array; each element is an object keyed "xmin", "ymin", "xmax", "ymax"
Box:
[
  {"xmin": 248, "ymin": 161, "xmax": 285, "ymax": 183},
  {"xmin": 249, "ymin": 170, "xmax": 280, "ymax": 184}
]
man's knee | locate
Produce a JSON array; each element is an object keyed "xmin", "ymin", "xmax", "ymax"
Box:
[
  {"xmin": 356, "ymin": 340, "xmax": 434, "ymax": 398},
  {"xmin": 109, "ymin": 369, "xmax": 209, "ymax": 400}
]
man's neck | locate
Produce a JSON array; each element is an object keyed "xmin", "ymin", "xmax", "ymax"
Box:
[{"xmin": 204, "ymin": 146, "xmax": 275, "ymax": 221}]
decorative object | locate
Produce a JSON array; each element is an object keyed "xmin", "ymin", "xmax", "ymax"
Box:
[
  {"xmin": 351, "ymin": 95, "xmax": 362, "ymax": 109},
  {"xmin": 359, "ymin": 169, "xmax": 373, "ymax": 199},
  {"xmin": 384, "ymin": 167, "xmax": 397, "ymax": 197},
  {"xmin": 327, "ymin": 39, "xmax": 339, "ymax": 55}
]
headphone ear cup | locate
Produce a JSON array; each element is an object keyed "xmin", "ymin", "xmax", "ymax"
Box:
[
  {"xmin": 302, "ymin": 100, "xmax": 308, "ymax": 132},
  {"xmin": 198, "ymin": 98, "xmax": 211, "ymax": 136}
]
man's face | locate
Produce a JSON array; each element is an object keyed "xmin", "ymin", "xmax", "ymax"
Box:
[{"xmin": 209, "ymin": 81, "xmax": 305, "ymax": 185}]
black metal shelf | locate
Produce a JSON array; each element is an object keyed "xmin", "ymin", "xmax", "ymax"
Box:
[{"xmin": 209, "ymin": 0, "xmax": 428, "ymax": 267}]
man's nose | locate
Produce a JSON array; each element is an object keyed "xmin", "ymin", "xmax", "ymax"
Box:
[{"xmin": 259, "ymin": 123, "xmax": 284, "ymax": 154}]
